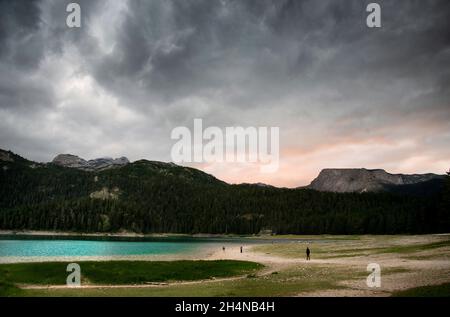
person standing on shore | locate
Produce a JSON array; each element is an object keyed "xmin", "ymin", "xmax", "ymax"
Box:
[
  {"xmin": 306, "ymin": 247, "xmax": 311, "ymax": 260},
  {"xmin": 240, "ymin": 246, "xmax": 243, "ymax": 253}
]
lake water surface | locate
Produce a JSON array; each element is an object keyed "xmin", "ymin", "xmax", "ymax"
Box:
[
  {"xmin": 0, "ymin": 239, "xmax": 201, "ymax": 257},
  {"xmin": 0, "ymin": 235, "xmax": 326, "ymax": 258}
]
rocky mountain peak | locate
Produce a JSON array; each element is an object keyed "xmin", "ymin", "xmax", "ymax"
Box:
[
  {"xmin": 52, "ymin": 154, "xmax": 129, "ymax": 171},
  {"xmin": 308, "ymin": 168, "xmax": 443, "ymax": 193},
  {"xmin": 52, "ymin": 154, "xmax": 87, "ymax": 168}
]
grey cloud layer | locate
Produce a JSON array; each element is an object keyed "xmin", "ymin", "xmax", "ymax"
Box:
[{"xmin": 0, "ymin": 0, "xmax": 449, "ymax": 185}]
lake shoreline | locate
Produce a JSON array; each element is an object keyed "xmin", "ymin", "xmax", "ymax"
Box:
[
  {"xmin": 0, "ymin": 232, "xmax": 253, "ymax": 264},
  {"xmin": 0, "ymin": 229, "xmax": 269, "ymax": 239}
]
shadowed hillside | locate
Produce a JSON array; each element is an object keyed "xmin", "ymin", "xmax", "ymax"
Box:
[{"xmin": 1, "ymin": 149, "xmax": 449, "ymax": 234}]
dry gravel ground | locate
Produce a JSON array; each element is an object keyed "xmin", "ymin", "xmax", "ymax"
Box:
[{"xmin": 207, "ymin": 235, "xmax": 450, "ymax": 296}]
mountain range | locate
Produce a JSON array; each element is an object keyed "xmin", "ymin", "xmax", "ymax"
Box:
[
  {"xmin": 0, "ymin": 148, "xmax": 449, "ymax": 234},
  {"xmin": 14, "ymin": 150, "xmax": 445, "ymax": 193}
]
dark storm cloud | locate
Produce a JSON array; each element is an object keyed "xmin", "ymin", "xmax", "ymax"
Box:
[
  {"xmin": 0, "ymin": 0, "xmax": 449, "ymax": 185},
  {"xmin": 0, "ymin": 0, "xmax": 101, "ymax": 68},
  {"xmin": 0, "ymin": 0, "xmax": 105, "ymax": 110},
  {"xmin": 0, "ymin": 0, "xmax": 44, "ymax": 68},
  {"xmin": 93, "ymin": 0, "xmax": 263, "ymax": 103},
  {"xmin": 85, "ymin": 0, "xmax": 450, "ymax": 114}
]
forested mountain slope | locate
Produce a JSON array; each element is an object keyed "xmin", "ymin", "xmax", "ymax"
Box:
[{"xmin": 1, "ymin": 149, "xmax": 449, "ymax": 234}]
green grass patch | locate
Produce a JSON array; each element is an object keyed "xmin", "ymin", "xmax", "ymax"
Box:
[
  {"xmin": 0, "ymin": 260, "xmax": 262, "ymax": 290},
  {"xmin": 19, "ymin": 264, "xmax": 350, "ymax": 297},
  {"xmin": 0, "ymin": 281, "xmax": 24, "ymax": 297},
  {"xmin": 392, "ymin": 283, "xmax": 450, "ymax": 297}
]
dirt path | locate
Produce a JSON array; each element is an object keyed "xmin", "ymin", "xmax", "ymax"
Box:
[{"xmin": 21, "ymin": 275, "xmax": 245, "ymax": 290}]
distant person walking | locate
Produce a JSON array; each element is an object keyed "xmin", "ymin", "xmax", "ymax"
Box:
[
  {"xmin": 240, "ymin": 246, "xmax": 243, "ymax": 253},
  {"xmin": 306, "ymin": 247, "xmax": 311, "ymax": 261},
  {"xmin": 222, "ymin": 246, "xmax": 225, "ymax": 252}
]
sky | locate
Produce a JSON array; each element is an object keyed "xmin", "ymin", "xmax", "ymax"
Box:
[{"xmin": 0, "ymin": 0, "xmax": 449, "ymax": 187}]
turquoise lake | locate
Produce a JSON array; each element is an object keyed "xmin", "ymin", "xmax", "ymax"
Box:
[
  {"xmin": 0, "ymin": 236, "xmax": 320, "ymax": 258},
  {"xmin": 0, "ymin": 239, "xmax": 201, "ymax": 257},
  {"xmin": 0, "ymin": 236, "xmax": 266, "ymax": 258}
]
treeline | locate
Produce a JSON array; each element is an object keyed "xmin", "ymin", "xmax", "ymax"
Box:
[{"xmin": 0, "ymin": 158, "xmax": 449, "ymax": 234}]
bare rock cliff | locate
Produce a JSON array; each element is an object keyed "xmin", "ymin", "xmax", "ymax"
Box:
[
  {"xmin": 308, "ymin": 168, "xmax": 442, "ymax": 193},
  {"xmin": 52, "ymin": 154, "xmax": 129, "ymax": 171}
]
